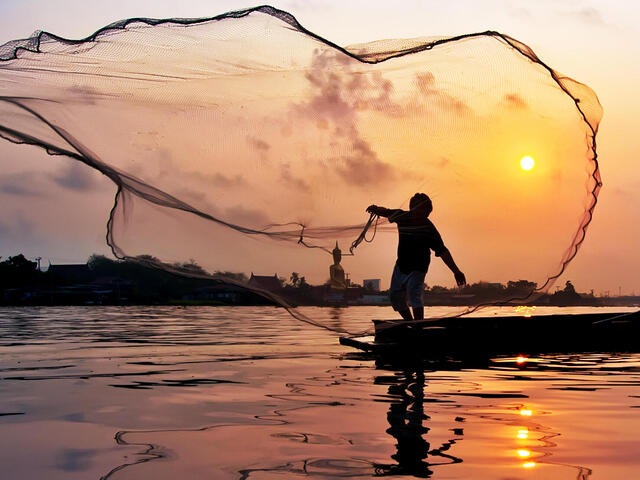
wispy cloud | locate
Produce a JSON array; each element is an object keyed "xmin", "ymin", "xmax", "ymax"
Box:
[
  {"xmin": 280, "ymin": 163, "xmax": 309, "ymax": 191},
  {"xmin": 504, "ymin": 93, "xmax": 528, "ymax": 109},
  {"xmin": 0, "ymin": 213, "xmax": 35, "ymax": 240},
  {"xmin": 51, "ymin": 162, "xmax": 95, "ymax": 191},
  {"xmin": 246, "ymin": 135, "xmax": 270, "ymax": 152},
  {"xmin": 208, "ymin": 172, "xmax": 248, "ymax": 188},
  {"xmin": 224, "ymin": 204, "xmax": 270, "ymax": 227},
  {"xmin": 335, "ymin": 134, "xmax": 395, "ymax": 186},
  {"xmin": 66, "ymin": 84, "xmax": 100, "ymax": 105},
  {"xmin": 508, "ymin": 3, "xmax": 607, "ymax": 27},
  {"xmin": 564, "ymin": 7, "xmax": 605, "ymax": 26},
  {"xmin": 0, "ymin": 172, "xmax": 44, "ymax": 197},
  {"xmin": 415, "ymin": 72, "xmax": 470, "ymax": 114},
  {"xmin": 294, "ymin": 49, "xmax": 399, "ymax": 187}
]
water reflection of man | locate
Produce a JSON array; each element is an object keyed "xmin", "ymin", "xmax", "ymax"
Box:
[
  {"xmin": 375, "ymin": 368, "xmax": 462, "ymax": 477},
  {"xmin": 367, "ymin": 193, "xmax": 466, "ymax": 321},
  {"xmin": 385, "ymin": 369, "xmax": 432, "ymax": 476}
]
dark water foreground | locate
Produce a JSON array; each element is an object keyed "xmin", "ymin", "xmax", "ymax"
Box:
[{"xmin": 0, "ymin": 306, "xmax": 638, "ymax": 479}]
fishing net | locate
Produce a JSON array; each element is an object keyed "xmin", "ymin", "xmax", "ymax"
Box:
[{"xmin": 0, "ymin": 6, "xmax": 601, "ymax": 329}]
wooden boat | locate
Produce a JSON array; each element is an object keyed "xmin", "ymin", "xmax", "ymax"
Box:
[{"xmin": 339, "ymin": 310, "xmax": 640, "ymax": 357}]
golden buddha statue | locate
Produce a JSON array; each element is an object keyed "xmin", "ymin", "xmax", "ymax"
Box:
[{"xmin": 329, "ymin": 241, "xmax": 347, "ymax": 290}]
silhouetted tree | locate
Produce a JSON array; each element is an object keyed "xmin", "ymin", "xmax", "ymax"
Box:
[
  {"xmin": 288, "ymin": 272, "xmax": 309, "ymax": 289},
  {"xmin": 551, "ymin": 279, "xmax": 581, "ymax": 305},
  {"xmin": 0, "ymin": 254, "xmax": 39, "ymax": 288},
  {"xmin": 563, "ymin": 280, "xmax": 576, "ymax": 294},
  {"xmin": 506, "ymin": 280, "xmax": 537, "ymax": 293}
]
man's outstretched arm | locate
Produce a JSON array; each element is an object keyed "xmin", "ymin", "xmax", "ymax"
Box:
[
  {"xmin": 366, "ymin": 205, "xmax": 395, "ymax": 218},
  {"xmin": 439, "ymin": 248, "xmax": 466, "ymax": 286}
]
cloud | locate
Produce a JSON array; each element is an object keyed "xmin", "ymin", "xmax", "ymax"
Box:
[
  {"xmin": 508, "ymin": 6, "xmax": 532, "ymax": 20},
  {"xmin": 611, "ymin": 186, "xmax": 636, "ymax": 199},
  {"xmin": 246, "ymin": 135, "xmax": 270, "ymax": 151},
  {"xmin": 55, "ymin": 448, "xmax": 97, "ymax": 472},
  {"xmin": 564, "ymin": 7, "xmax": 605, "ymax": 26},
  {"xmin": 295, "ymin": 50, "xmax": 399, "ymax": 188},
  {"xmin": 510, "ymin": 4, "xmax": 606, "ymax": 27},
  {"xmin": 300, "ymin": 53, "xmax": 472, "ymax": 123},
  {"xmin": 0, "ymin": 162, "xmax": 103, "ymax": 197},
  {"xmin": 301, "ymin": 71, "xmax": 355, "ymax": 123},
  {"xmin": 132, "ymin": 130, "xmax": 162, "ymax": 152},
  {"xmin": 298, "ymin": 49, "xmax": 404, "ymax": 122},
  {"xmin": 416, "ymin": 72, "xmax": 435, "ymax": 93},
  {"xmin": 51, "ymin": 162, "xmax": 95, "ymax": 191},
  {"xmin": 434, "ymin": 157, "xmax": 450, "ymax": 168},
  {"xmin": 0, "ymin": 172, "xmax": 44, "ymax": 197},
  {"xmin": 504, "ymin": 93, "xmax": 528, "ymax": 109},
  {"xmin": 0, "ymin": 182, "xmax": 41, "ymax": 197},
  {"xmin": 208, "ymin": 173, "xmax": 248, "ymax": 188},
  {"xmin": 66, "ymin": 84, "xmax": 100, "ymax": 105},
  {"xmin": 224, "ymin": 204, "xmax": 270, "ymax": 227},
  {"xmin": 336, "ymin": 132, "xmax": 395, "ymax": 187},
  {"xmin": 415, "ymin": 72, "xmax": 470, "ymax": 114},
  {"xmin": 280, "ymin": 163, "xmax": 309, "ymax": 191},
  {"xmin": 0, "ymin": 212, "xmax": 36, "ymax": 240},
  {"xmin": 171, "ymin": 187, "xmax": 209, "ymax": 208}
]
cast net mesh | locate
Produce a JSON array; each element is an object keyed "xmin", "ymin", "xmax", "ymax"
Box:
[{"xmin": 0, "ymin": 6, "xmax": 602, "ymax": 332}]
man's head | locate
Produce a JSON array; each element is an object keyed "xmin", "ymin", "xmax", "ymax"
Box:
[{"xmin": 409, "ymin": 192, "xmax": 433, "ymax": 217}]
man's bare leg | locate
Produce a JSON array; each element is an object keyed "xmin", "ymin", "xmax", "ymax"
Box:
[
  {"xmin": 412, "ymin": 306, "xmax": 424, "ymax": 321},
  {"xmin": 398, "ymin": 308, "xmax": 413, "ymax": 321}
]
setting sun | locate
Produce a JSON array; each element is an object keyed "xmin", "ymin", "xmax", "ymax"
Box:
[{"xmin": 520, "ymin": 156, "xmax": 535, "ymax": 171}]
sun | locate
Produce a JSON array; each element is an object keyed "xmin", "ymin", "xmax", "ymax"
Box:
[{"xmin": 520, "ymin": 156, "xmax": 535, "ymax": 171}]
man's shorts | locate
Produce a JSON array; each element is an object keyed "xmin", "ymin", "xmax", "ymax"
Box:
[{"xmin": 389, "ymin": 263, "xmax": 427, "ymax": 311}]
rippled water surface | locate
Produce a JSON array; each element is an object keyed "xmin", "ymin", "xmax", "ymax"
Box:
[{"xmin": 1, "ymin": 306, "xmax": 639, "ymax": 479}]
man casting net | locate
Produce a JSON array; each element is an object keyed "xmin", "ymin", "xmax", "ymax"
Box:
[{"xmin": 0, "ymin": 6, "xmax": 602, "ymax": 328}]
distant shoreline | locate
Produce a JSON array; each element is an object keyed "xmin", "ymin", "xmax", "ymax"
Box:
[
  {"xmin": 1, "ymin": 299, "xmax": 638, "ymax": 308},
  {"xmin": 3, "ymin": 253, "xmax": 638, "ymax": 309}
]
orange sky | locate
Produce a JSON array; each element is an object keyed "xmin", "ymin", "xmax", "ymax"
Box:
[{"xmin": 1, "ymin": 1, "xmax": 639, "ymax": 295}]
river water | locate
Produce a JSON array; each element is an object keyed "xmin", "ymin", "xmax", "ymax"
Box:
[{"xmin": 0, "ymin": 306, "xmax": 639, "ymax": 479}]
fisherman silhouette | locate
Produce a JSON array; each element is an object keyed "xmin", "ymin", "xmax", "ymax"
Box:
[{"xmin": 367, "ymin": 193, "xmax": 466, "ymax": 321}]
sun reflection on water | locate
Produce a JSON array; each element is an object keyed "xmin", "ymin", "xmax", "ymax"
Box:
[{"xmin": 514, "ymin": 305, "xmax": 536, "ymax": 317}]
